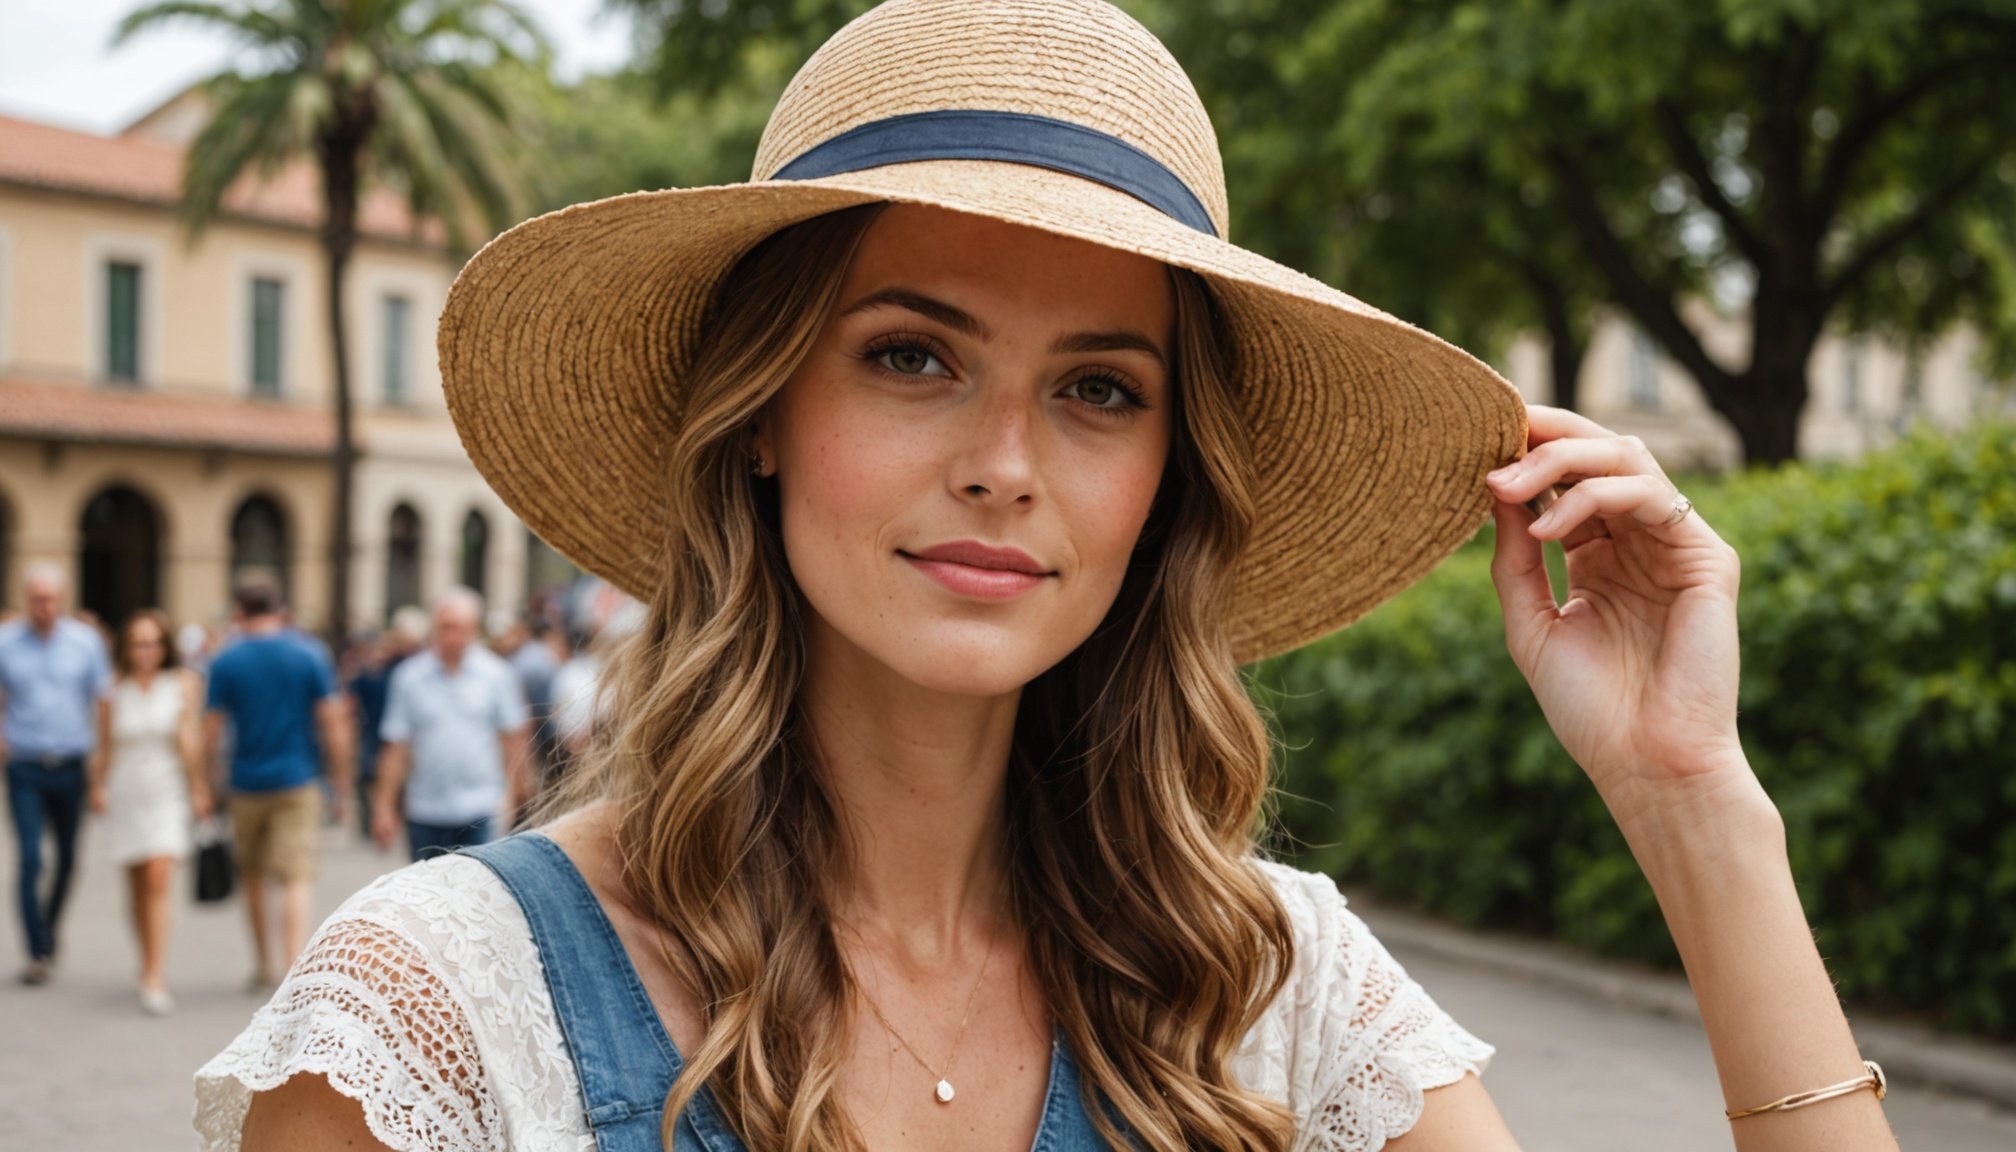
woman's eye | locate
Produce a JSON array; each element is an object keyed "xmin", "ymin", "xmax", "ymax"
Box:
[
  {"xmin": 876, "ymin": 344, "xmax": 947, "ymax": 376},
  {"xmin": 1065, "ymin": 375, "xmax": 1137, "ymax": 409}
]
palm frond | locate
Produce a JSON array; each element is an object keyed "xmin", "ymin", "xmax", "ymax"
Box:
[
  {"xmin": 177, "ymin": 70, "xmax": 314, "ymax": 236},
  {"xmin": 114, "ymin": 1, "xmax": 293, "ymax": 50},
  {"xmin": 119, "ymin": 0, "xmax": 537, "ymax": 250}
]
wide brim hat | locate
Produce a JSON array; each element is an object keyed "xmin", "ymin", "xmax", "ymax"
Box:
[{"xmin": 439, "ymin": 0, "xmax": 1527, "ymax": 665}]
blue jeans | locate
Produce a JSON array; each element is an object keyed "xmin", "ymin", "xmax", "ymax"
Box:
[
  {"xmin": 406, "ymin": 816, "xmax": 496, "ymax": 862},
  {"xmin": 6, "ymin": 757, "xmax": 87, "ymax": 962}
]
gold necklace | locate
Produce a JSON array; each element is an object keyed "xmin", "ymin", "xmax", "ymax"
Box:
[{"xmin": 851, "ymin": 922, "xmax": 1001, "ymax": 1105}]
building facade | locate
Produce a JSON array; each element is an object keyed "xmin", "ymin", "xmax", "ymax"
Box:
[
  {"xmin": 1498, "ymin": 299, "xmax": 2015, "ymax": 472},
  {"xmin": 0, "ymin": 106, "xmax": 569, "ymax": 633}
]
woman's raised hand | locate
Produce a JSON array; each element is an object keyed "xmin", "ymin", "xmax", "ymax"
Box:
[{"xmin": 1484, "ymin": 405, "xmax": 1760, "ymax": 843}]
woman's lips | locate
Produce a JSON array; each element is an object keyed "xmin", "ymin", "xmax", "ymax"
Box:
[{"xmin": 899, "ymin": 541, "xmax": 1054, "ymax": 600}]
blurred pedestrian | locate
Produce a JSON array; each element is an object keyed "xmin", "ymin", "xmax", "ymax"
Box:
[
  {"xmin": 372, "ymin": 587, "xmax": 530, "ymax": 861},
  {"xmin": 176, "ymin": 620, "xmax": 216, "ymax": 678},
  {"xmin": 496, "ymin": 615, "xmax": 560, "ymax": 791},
  {"xmin": 343, "ymin": 612, "xmax": 423, "ymax": 841},
  {"xmin": 204, "ymin": 579, "xmax": 352, "ymax": 988},
  {"xmin": 88, "ymin": 608, "xmax": 207, "ymax": 1015},
  {"xmin": 0, "ymin": 563, "xmax": 112, "ymax": 985}
]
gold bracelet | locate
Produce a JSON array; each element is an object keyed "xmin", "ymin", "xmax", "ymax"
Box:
[{"xmin": 1725, "ymin": 1060, "xmax": 1887, "ymax": 1120}]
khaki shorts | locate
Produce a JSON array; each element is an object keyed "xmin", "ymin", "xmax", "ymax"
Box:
[{"xmin": 230, "ymin": 784, "xmax": 322, "ymax": 882}]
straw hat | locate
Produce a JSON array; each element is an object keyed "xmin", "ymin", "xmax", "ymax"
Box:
[{"xmin": 438, "ymin": 0, "xmax": 1528, "ymax": 664}]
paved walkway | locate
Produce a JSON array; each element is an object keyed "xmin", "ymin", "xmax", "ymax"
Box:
[{"xmin": 4, "ymin": 825, "xmax": 2014, "ymax": 1149}]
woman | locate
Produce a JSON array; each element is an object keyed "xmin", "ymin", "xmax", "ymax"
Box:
[
  {"xmin": 193, "ymin": 2, "xmax": 1897, "ymax": 1150},
  {"xmin": 90, "ymin": 608, "xmax": 209, "ymax": 1014}
]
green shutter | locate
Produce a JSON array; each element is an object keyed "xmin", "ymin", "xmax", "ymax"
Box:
[
  {"xmin": 383, "ymin": 295, "xmax": 410, "ymax": 404},
  {"xmin": 106, "ymin": 262, "xmax": 140, "ymax": 382},
  {"xmin": 251, "ymin": 278, "xmax": 283, "ymax": 396}
]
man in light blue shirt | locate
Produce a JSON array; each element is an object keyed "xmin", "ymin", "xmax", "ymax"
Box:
[
  {"xmin": 0, "ymin": 563, "xmax": 113, "ymax": 984},
  {"xmin": 371, "ymin": 588, "xmax": 529, "ymax": 861}
]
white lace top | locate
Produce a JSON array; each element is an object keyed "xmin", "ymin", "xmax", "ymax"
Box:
[{"xmin": 192, "ymin": 853, "xmax": 1493, "ymax": 1152}]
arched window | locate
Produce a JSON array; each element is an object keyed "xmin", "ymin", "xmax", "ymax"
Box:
[
  {"xmin": 229, "ymin": 494, "xmax": 290, "ymax": 602},
  {"xmin": 78, "ymin": 485, "xmax": 163, "ymax": 628},
  {"xmin": 385, "ymin": 503, "xmax": 423, "ymax": 621},
  {"xmin": 460, "ymin": 509, "xmax": 490, "ymax": 597}
]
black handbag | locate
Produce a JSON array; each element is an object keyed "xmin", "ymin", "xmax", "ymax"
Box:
[{"xmin": 194, "ymin": 817, "xmax": 235, "ymax": 903}]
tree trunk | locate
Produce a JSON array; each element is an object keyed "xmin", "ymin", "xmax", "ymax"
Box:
[
  {"xmin": 1537, "ymin": 284, "xmax": 1585, "ymax": 413},
  {"xmin": 317, "ymin": 128, "xmax": 365, "ymax": 648},
  {"xmin": 1724, "ymin": 378, "xmax": 1806, "ymax": 466}
]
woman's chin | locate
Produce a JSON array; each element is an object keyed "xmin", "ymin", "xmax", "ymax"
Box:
[{"xmin": 871, "ymin": 625, "xmax": 1081, "ymax": 699}]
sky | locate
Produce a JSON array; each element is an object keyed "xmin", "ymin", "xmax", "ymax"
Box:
[{"xmin": 0, "ymin": 0, "xmax": 636, "ymax": 136}]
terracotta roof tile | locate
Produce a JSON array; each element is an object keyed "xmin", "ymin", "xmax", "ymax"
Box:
[
  {"xmin": 0, "ymin": 375, "xmax": 340, "ymax": 457},
  {"xmin": 0, "ymin": 112, "xmax": 442, "ymax": 245}
]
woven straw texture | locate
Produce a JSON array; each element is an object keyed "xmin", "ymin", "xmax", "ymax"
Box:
[{"xmin": 437, "ymin": 0, "xmax": 1528, "ymax": 664}]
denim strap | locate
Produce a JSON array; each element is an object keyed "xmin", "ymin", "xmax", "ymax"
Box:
[
  {"xmin": 464, "ymin": 832, "xmax": 1125, "ymax": 1150},
  {"xmin": 770, "ymin": 109, "xmax": 1219, "ymax": 237},
  {"xmin": 460, "ymin": 833, "xmax": 741, "ymax": 1151},
  {"xmin": 1032, "ymin": 1034, "xmax": 1124, "ymax": 1151}
]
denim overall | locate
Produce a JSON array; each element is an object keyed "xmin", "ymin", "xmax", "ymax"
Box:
[{"xmin": 463, "ymin": 833, "xmax": 1116, "ymax": 1151}]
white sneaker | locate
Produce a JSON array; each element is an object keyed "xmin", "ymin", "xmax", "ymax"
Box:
[{"xmin": 139, "ymin": 987, "xmax": 175, "ymax": 1016}]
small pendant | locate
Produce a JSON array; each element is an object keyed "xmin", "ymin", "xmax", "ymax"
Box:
[{"xmin": 935, "ymin": 1079, "xmax": 955, "ymax": 1104}]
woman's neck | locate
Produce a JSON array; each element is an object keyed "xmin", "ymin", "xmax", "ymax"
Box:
[{"xmin": 798, "ymin": 622, "xmax": 1020, "ymax": 957}]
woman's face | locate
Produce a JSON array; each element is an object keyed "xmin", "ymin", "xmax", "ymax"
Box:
[
  {"xmin": 758, "ymin": 204, "xmax": 1176, "ymax": 698},
  {"xmin": 126, "ymin": 617, "xmax": 166, "ymax": 675}
]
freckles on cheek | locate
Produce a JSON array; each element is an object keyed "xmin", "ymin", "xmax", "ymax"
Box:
[
  {"xmin": 1074, "ymin": 452, "xmax": 1167, "ymax": 570},
  {"xmin": 789, "ymin": 413, "xmax": 928, "ymax": 549}
]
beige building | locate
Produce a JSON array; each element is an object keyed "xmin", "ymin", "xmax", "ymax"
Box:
[
  {"xmin": 0, "ymin": 106, "xmax": 569, "ymax": 633},
  {"xmin": 1498, "ymin": 299, "xmax": 2016, "ymax": 472}
]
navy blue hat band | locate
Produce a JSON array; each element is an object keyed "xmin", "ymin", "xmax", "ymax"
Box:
[{"xmin": 769, "ymin": 109, "xmax": 1219, "ymax": 238}]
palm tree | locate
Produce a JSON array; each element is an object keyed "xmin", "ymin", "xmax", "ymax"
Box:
[{"xmin": 116, "ymin": 0, "xmax": 545, "ymax": 643}]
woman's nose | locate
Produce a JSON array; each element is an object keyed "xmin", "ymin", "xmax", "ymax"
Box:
[{"xmin": 949, "ymin": 388, "xmax": 1041, "ymax": 507}]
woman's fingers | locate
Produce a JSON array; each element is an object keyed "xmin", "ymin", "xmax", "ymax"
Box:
[
  {"xmin": 1490, "ymin": 499, "xmax": 1557, "ymax": 649},
  {"xmin": 1523, "ymin": 404, "xmax": 1618, "ymax": 444},
  {"xmin": 1486, "ymin": 434, "xmax": 1667, "ymax": 506},
  {"xmin": 1526, "ymin": 474, "xmax": 1683, "ymax": 540}
]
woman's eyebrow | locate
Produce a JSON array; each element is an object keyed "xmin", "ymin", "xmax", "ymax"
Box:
[
  {"xmin": 839, "ymin": 286, "xmax": 1168, "ymax": 369},
  {"xmin": 1050, "ymin": 330, "xmax": 1167, "ymax": 370},
  {"xmin": 839, "ymin": 287, "xmax": 992, "ymax": 339}
]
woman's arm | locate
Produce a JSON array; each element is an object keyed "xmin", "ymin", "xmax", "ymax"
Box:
[
  {"xmin": 87, "ymin": 692, "xmax": 114, "ymax": 814},
  {"xmin": 1631, "ymin": 776, "xmax": 1889, "ymax": 1151},
  {"xmin": 1391, "ymin": 405, "xmax": 1897, "ymax": 1152},
  {"xmin": 242, "ymin": 1074, "xmax": 397, "ymax": 1152},
  {"xmin": 180, "ymin": 668, "xmax": 212, "ymax": 820}
]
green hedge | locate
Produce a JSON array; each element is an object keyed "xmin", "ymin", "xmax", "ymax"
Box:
[{"xmin": 1253, "ymin": 419, "xmax": 2016, "ymax": 1036}]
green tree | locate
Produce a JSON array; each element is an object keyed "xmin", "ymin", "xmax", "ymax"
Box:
[
  {"xmin": 610, "ymin": 0, "xmax": 874, "ymax": 99},
  {"xmin": 514, "ymin": 55, "xmax": 798, "ymax": 214},
  {"xmin": 612, "ymin": 0, "xmax": 2016, "ymax": 464},
  {"xmin": 116, "ymin": 0, "xmax": 545, "ymax": 639},
  {"xmin": 1155, "ymin": 0, "xmax": 2016, "ymax": 464}
]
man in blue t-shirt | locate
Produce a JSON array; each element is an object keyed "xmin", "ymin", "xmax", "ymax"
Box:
[{"xmin": 204, "ymin": 579, "xmax": 352, "ymax": 987}]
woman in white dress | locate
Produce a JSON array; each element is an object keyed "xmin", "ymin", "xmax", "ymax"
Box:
[
  {"xmin": 198, "ymin": 3, "xmax": 1896, "ymax": 1150},
  {"xmin": 89, "ymin": 608, "xmax": 210, "ymax": 1015}
]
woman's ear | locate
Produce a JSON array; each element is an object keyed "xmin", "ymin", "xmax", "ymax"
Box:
[{"xmin": 749, "ymin": 413, "xmax": 777, "ymax": 478}]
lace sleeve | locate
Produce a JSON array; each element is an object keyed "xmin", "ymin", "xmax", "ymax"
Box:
[
  {"xmin": 192, "ymin": 864, "xmax": 504, "ymax": 1152},
  {"xmin": 1241, "ymin": 862, "xmax": 1496, "ymax": 1152}
]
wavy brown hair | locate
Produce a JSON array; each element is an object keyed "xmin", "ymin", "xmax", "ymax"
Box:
[{"xmin": 542, "ymin": 203, "xmax": 1296, "ymax": 1151}]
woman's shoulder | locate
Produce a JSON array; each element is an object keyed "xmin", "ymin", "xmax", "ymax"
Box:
[
  {"xmin": 1238, "ymin": 857, "xmax": 1496, "ymax": 1152},
  {"xmin": 1248, "ymin": 857, "xmax": 1376, "ymax": 976},
  {"xmin": 324, "ymin": 850, "xmax": 518, "ymax": 940},
  {"xmin": 193, "ymin": 848, "xmax": 586, "ymax": 1152}
]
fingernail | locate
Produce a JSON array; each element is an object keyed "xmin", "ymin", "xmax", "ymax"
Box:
[{"xmin": 1488, "ymin": 464, "xmax": 1517, "ymax": 482}]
